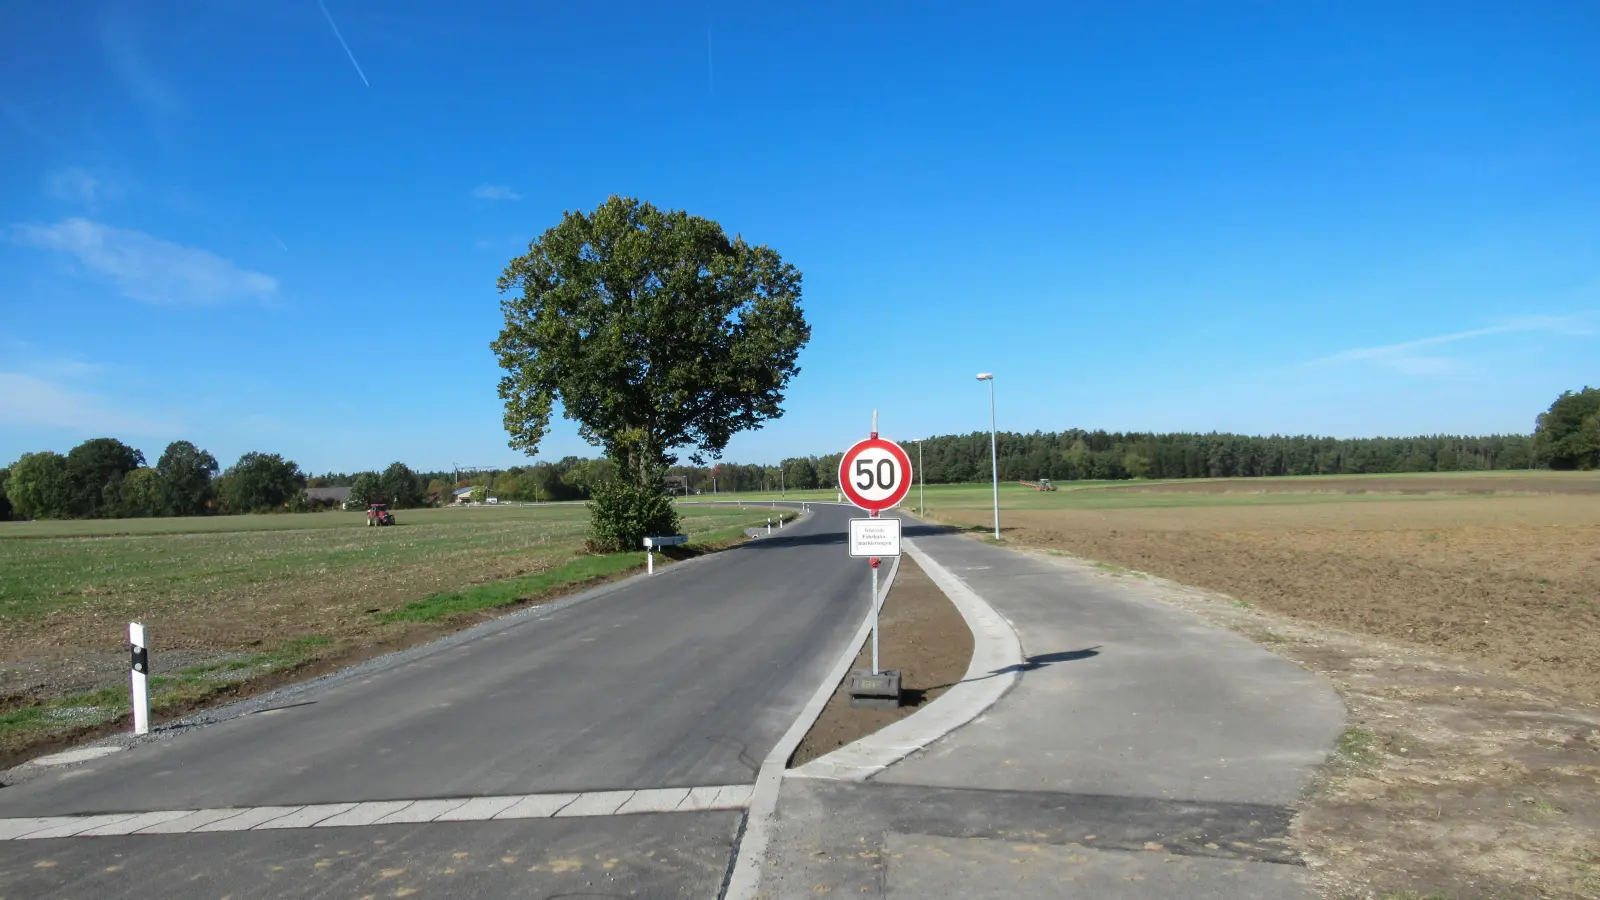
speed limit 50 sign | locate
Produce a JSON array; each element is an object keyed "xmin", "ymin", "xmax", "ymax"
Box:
[{"xmin": 838, "ymin": 437, "xmax": 913, "ymax": 513}]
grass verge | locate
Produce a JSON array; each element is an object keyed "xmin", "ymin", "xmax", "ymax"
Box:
[
  {"xmin": 371, "ymin": 510, "xmax": 798, "ymax": 624},
  {"xmin": 376, "ymin": 553, "xmax": 645, "ymax": 623},
  {"xmin": 1, "ymin": 636, "xmax": 336, "ymax": 743}
]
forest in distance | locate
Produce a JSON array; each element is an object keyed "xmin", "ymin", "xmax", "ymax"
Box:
[{"xmin": 2, "ymin": 387, "xmax": 1596, "ymax": 519}]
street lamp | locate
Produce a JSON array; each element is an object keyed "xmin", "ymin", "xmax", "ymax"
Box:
[
  {"xmin": 976, "ymin": 373, "xmax": 999, "ymax": 540},
  {"xmin": 911, "ymin": 438, "xmax": 926, "ymax": 515}
]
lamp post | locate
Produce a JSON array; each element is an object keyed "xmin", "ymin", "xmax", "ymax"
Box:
[
  {"xmin": 912, "ymin": 438, "xmax": 925, "ymax": 514},
  {"xmin": 976, "ymin": 373, "xmax": 999, "ymax": 540}
]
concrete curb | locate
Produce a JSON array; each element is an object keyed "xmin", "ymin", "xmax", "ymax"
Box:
[
  {"xmin": 0, "ymin": 785, "xmax": 757, "ymax": 840},
  {"xmin": 788, "ymin": 537, "xmax": 1025, "ymax": 781},
  {"xmin": 722, "ymin": 554, "xmax": 901, "ymax": 900}
]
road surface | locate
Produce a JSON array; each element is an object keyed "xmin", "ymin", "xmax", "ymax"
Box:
[{"xmin": 0, "ymin": 502, "xmax": 863, "ymax": 899}]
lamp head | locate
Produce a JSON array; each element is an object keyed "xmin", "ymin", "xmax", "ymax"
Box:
[{"xmin": 976, "ymin": 372, "xmax": 993, "ymax": 381}]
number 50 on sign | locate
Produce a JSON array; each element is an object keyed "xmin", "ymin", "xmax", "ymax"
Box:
[{"xmin": 838, "ymin": 437, "xmax": 913, "ymax": 513}]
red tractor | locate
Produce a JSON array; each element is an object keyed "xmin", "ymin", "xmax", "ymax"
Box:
[{"xmin": 366, "ymin": 503, "xmax": 396, "ymax": 526}]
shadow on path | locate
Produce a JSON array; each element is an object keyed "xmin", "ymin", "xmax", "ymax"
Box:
[{"xmin": 910, "ymin": 648, "xmax": 1102, "ymax": 700}]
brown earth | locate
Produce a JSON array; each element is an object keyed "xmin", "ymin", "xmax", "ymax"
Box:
[
  {"xmin": 789, "ymin": 552, "xmax": 974, "ymax": 768},
  {"xmin": 1014, "ymin": 549, "xmax": 1600, "ymax": 900},
  {"xmin": 924, "ymin": 492, "xmax": 1600, "ymax": 899},
  {"xmin": 940, "ymin": 497, "xmax": 1600, "ymax": 705},
  {"xmin": 1118, "ymin": 474, "xmax": 1600, "ymax": 495}
]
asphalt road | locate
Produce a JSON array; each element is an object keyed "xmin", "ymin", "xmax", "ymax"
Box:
[{"xmin": 0, "ymin": 502, "xmax": 861, "ymax": 899}]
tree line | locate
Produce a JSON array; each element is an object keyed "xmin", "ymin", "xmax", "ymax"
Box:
[
  {"xmin": 666, "ymin": 387, "xmax": 1600, "ymax": 489},
  {"xmin": 4, "ymin": 388, "xmax": 1593, "ymax": 521},
  {"xmin": 1, "ymin": 439, "xmax": 306, "ymax": 520}
]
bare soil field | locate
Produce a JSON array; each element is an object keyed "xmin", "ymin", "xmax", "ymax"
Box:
[
  {"xmin": 1122, "ymin": 473, "xmax": 1600, "ymax": 496},
  {"xmin": 938, "ymin": 496, "xmax": 1600, "ymax": 704},
  {"xmin": 1020, "ymin": 550, "xmax": 1600, "ymax": 900},
  {"xmin": 926, "ymin": 480, "xmax": 1600, "ymax": 898}
]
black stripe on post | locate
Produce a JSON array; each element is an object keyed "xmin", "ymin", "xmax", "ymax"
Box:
[{"xmin": 131, "ymin": 645, "xmax": 148, "ymax": 674}]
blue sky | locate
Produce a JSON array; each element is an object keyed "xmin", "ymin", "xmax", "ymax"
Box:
[{"xmin": 2, "ymin": 1, "xmax": 1596, "ymax": 473}]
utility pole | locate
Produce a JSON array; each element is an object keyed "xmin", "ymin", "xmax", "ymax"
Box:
[
  {"xmin": 977, "ymin": 373, "xmax": 999, "ymax": 540},
  {"xmin": 913, "ymin": 438, "xmax": 925, "ymax": 514}
]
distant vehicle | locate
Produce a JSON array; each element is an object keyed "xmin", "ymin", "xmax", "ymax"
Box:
[
  {"xmin": 1019, "ymin": 479, "xmax": 1057, "ymax": 492},
  {"xmin": 367, "ymin": 503, "xmax": 396, "ymax": 526},
  {"xmin": 486, "ymin": 497, "xmax": 498, "ymax": 504}
]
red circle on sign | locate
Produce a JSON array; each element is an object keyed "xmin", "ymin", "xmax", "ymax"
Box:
[{"xmin": 838, "ymin": 437, "xmax": 914, "ymax": 512}]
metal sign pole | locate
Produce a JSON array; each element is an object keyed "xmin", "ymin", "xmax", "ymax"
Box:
[
  {"xmin": 870, "ymin": 558, "xmax": 880, "ymax": 675},
  {"xmin": 841, "ymin": 415, "xmax": 910, "ymax": 709},
  {"xmin": 871, "ymin": 409, "xmax": 880, "ymax": 675}
]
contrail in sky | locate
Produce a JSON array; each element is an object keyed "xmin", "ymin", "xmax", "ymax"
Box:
[{"xmin": 317, "ymin": 0, "xmax": 370, "ymax": 87}]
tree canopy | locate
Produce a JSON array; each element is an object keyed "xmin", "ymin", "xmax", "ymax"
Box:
[
  {"xmin": 6, "ymin": 451, "xmax": 72, "ymax": 519},
  {"xmin": 1534, "ymin": 387, "xmax": 1600, "ymax": 470},
  {"xmin": 492, "ymin": 196, "xmax": 810, "ymax": 486},
  {"xmin": 349, "ymin": 472, "xmax": 383, "ymax": 507},
  {"xmin": 65, "ymin": 437, "xmax": 145, "ymax": 518},
  {"xmin": 217, "ymin": 452, "xmax": 306, "ymax": 514},
  {"xmin": 156, "ymin": 441, "xmax": 219, "ymax": 516},
  {"xmin": 380, "ymin": 462, "xmax": 424, "ymax": 507}
]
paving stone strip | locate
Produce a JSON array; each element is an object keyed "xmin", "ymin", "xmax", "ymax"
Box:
[{"xmin": 0, "ymin": 784, "xmax": 752, "ymax": 839}]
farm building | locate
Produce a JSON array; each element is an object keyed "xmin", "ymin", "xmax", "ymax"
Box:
[{"xmin": 302, "ymin": 483, "xmax": 350, "ymax": 506}]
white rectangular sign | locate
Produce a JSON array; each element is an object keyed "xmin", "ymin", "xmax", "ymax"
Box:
[{"xmin": 849, "ymin": 518, "xmax": 902, "ymax": 558}]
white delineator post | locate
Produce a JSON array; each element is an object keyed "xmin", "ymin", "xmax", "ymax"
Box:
[
  {"xmin": 129, "ymin": 621, "xmax": 150, "ymax": 735},
  {"xmin": 647, "ymin": 545, "xmax": 655, "ymax": 575}
]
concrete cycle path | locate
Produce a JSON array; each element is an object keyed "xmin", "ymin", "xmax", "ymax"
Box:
[{"xmin": 759, "ymin": 516, "xmax": 1347, "ymax": 899}]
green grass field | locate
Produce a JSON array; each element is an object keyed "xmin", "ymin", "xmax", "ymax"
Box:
[
  {"xmin": 0, "ymin": 503, "xmax": 599, "ymax": 539},
  {"xmin": 0, "ymin": 502, "xmax": 791, "ymax": 754},
  {"xmin": 0, "ymin": 504, "xmax": 781, "ymax": 623}
]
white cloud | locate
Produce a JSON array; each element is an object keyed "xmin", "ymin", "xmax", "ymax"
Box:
[
  {"xmin": 10, "ymin": 218, "xmax": 278, "ymax": 305},
  {"xmin": 1308, "ymin": 313, "xmax": 1596, "ymax": 375},
  {"xmin": 0, "ymin": 372, "xmax": 172, "ymax": 435},
  {"xmin": 472, "ymin": 183, "xmax": 522, "ymax": 201},
  {"xmin": 46, "ymin": 168, "xmax": 99, "ymax": 204}
]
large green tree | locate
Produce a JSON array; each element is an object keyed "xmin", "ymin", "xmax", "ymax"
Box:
[
  {"xmin": 6, "ymin": 452, "xmax": 72, "ymax": 519},
  {"xmin": 119, "ymin": 467, "xmax": 163, "ymax": 517},
  {"xmin": 781, "ymin": 457, "xmax": 819, "ymax": 490},
  {"xmin": 217, "ymin": 452, "xmax": 306, "ymax": 513},
  {"xmin": 156, "ymin": 440, "xmax": 219, "ymax": 516},
  {"xmin": 349, "ymin": 472, "xmax": 382, "ymax": 506},
  {"xmin": 492, "ymin": 196, "xmax": 810, "ymax": 488},
  {"xmin": 379, "ymin": 462, "xmax": 424, "ymax": 507},
  {"xmin": 65, "ymin": 437, "xmax": 145, "ymax": 518},
  {"xmin": 1534, "ymin": 387, "xmax": 1600, "ymax": 470}
]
